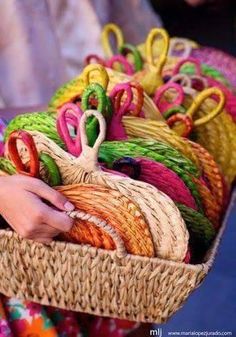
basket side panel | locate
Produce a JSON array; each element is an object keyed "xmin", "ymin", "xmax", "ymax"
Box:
[{"xmin": 0, "ymin": 232, "xmax": 206, "ymax": 323}]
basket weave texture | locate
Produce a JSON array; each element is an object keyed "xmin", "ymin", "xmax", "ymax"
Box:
[{"xmin": 0, "ymin": 200, "xmax": 229, "ymax": 324}]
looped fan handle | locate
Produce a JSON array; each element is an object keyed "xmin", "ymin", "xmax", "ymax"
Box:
[{"xmin": 67, "ymin": 209, "xmax": 127, "ymax": 258}]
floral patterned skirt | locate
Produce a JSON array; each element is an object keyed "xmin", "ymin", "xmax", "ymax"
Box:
[{"xmin": 0, "ymin": 295, "xmax": 139, "ymax": 337}]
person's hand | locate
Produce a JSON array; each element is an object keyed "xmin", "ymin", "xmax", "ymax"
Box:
[{"xmin": 0, "ymin": 175, "xmax": 75, "ymax": 244}]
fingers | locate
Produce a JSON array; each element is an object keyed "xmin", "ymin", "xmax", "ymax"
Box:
[
  {"xmin": 28, "ymin": 201, "xmax": 74, "ymax": 233},
  {"xmin": 20, "ymin": 176, "xmax": 75, "ymax": 211},
  {"xmin": 45, "ymin": 207, "xmax": 74, "ymax": 232},
  {"xmin": 0, "ymin": 175, "xmax": 75, "ymax": 244},
  {"xmin": 13, "ymin": 199, "xmax": 73, "ymax": 241}
]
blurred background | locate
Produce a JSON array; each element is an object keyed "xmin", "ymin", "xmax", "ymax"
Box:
[
  {"xmin": 151, "ymin": 0, "xmax": 236, "ymax": 55},
  {"xmin": 0, "ymin": 0, "xmax": 236, "ymax": 108}
]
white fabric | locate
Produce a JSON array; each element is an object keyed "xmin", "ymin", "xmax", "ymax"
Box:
[{"xmin": 0, "ymin": 0, "xmax": 162, "ymax": 107}]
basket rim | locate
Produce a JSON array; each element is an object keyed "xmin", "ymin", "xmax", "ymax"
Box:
[{"xmin": 0, "ymin": 189, "xmax": 234, "ymax": 273}]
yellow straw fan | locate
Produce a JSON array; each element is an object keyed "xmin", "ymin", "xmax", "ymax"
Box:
[
  {"xmin": 122, "ymin": 116, "xmax": 199, "ymax": 166},
  {"xmin": 49, "ymin": 64, "xmax": 161, "ymax": 120},
  {"xmin": 101, "ymin": 23, "xmax": 125, "ymax": 58},
  {"xmin": 133, "ymin": 28, "xmax": 169, "ymax": 96},
  {"xmin": 171, "ymin": 87, "xmax": 236, "ymax": 185},
  {"xmin": 9, "ymin": 110, "xmax": 189, "ymax": 262}
]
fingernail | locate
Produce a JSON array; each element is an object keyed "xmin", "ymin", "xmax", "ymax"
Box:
[{"xmin": 64, "ymin": 201, "xmax": 75, "ymax": 211}]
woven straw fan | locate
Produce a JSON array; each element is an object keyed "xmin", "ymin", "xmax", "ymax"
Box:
[
  {"xmin": 56, "ymin": 184, "xmax": 156, "ymax": 258},
  {"xmin": 111, "ymin": 156, "xmax": 221, "ymax": 228},
  {"xmin": 176, "ymin": 203, "xmax": 216, "ymax": 253},
  {"xmin": 102, "ymin": 139, "xmax": 202, "ymax": 210},
  {"xmin": 172, "ymin": 57, "xmax": 236, "ymax": 121},
  {"xmin": 108, "ymin": 81, "xmax": 199, "ymax": 166},
  {"xmin": 172, "ymin": 86, "xmax": 236, "ymax": 185},
  {"xmin": 102, "ymin": 138, "xmax": 221, "ymax": 225},
  {"xmin": 156, "ymin": 87, "xmax": 230, "ymax": 217},
  {"xmin": 6, "ymin": 84, "xmax": 198, "ymax": 166},
  {"xmin": 8, "ymin": 110, "xmax": 189, "ymax": 262},
  {"xmin": 133, "ymin": 28, "xmax": 169, "ymax": 96},
  {"xmin": 129, "ymin": 133, "xmax": 221, "ymax": 225},
  {"xmin": 189, "ymin": 141, "xmax": 226, "ymax": 214},
  {"xmin": 0, "ymin": 169, "xmax": 153, "ymax": 258},
  {"xmin": 111, "ymin": 158, "xmax": 216, "ymax": 251},
  {"xmin": 108, "ymin": 83, "xmax": 198, "ymax": 164},
  {"xmin": 193, "ymin": 93, "xmax": 236, "ymax": 185},
  {"xmin": 191, "ymin": 177, "xmax": 221, "ymax": 228},
  {"xmin": 138, "ymin": 31, "xmax": 197, "ymax": 83},
  {"xmin": 4, "ymin": 103, "xmax": 202, "ymax": 211},
  {"xmin": 100, "ymin": 139, "xmax": 202, "ymax": 211},
  {"xmin": 153, "ymin": 81, "xmax": 226, "ymax": 210},
  {"xmin": 123, "ymin": 116, "xmax": 199, "ymax": 165},
  {"xmin": 2, "ymin": 132, "xmax": 154, "ymax": 258},
  {"xmin": 48, "ymin": 64, "xmax": 161, "ymax": 121},
  {"xmin": 164, "ymin": 55, "xmax": 231, "ymax": 89},
  {"xmin": 112, "ymin": 157, "xmax": 197, "ymax": 210},
  {"xmin": 191, "ymin": 46, "xmax": 236, "ymax": 88}
]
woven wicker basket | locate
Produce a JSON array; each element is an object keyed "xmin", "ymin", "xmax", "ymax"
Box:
[
  {"xmin": 0, "ymin": 110, "xmax": 233, "ymax": 323},
  {"xmin": 0, "ymin": 190, "xmax": 232, "ymax": 323}
]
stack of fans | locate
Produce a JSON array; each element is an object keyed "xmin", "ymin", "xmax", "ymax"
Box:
[{"xmin": 0, "ymin": 24, "xmax": 235, "ymax": 323}]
